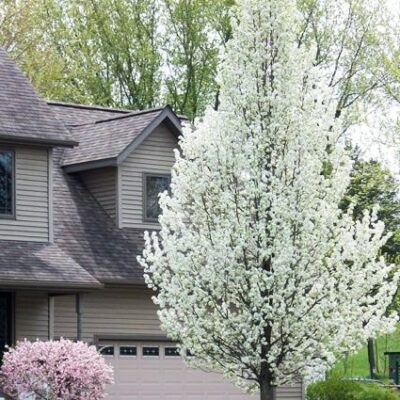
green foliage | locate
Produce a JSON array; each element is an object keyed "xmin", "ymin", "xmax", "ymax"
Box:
[
  {"xmin": 1, "ymin": 0, "xmax": 399, "ymax": 122},
  {"xmin": 307, "ymin": 379, "xmax": 363, "ymax": 400},
  {"xmin": 0, "ymin": 0, "xmax": 232, "ymax": 119},
  {"xmin": 341, "ymin": 160, "xmax": 400, "ymax": 261},
  {"xmin": 333, "ymin": 325, "xmax": 400, "ymax": 379},
  {"xmin": 163, "ymin": 0, "xmax": 232, "ymax": 120},
  {"xmin": 307, "ymin": 379, "xmax": 400, "ymax": 400},
  {"xmin": 358, "ymin": 385, "xmax": 400, "ymax": 400},
  {"xmin": 0, "ymin": 0, "xmax": 162, "ymax": 109}
]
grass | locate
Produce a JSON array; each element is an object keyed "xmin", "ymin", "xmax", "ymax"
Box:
[{"xmin": 332, "ymin": 325, "xmax": 400, "ymax": 379}]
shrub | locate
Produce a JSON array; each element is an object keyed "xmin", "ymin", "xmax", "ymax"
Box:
[
  {"xmin": 307, "ymin": 379, "xmax": 400, "ymax": 400},
  {"xmin": 307, "ymin": 379, "xmax": 362, "ymax": 400},
  {"xmin": 355, "ymin": 385, "xmax": 400, "ymax": 400},
  {"xmin": 0, "ymin": 338, "xmax": 113, "ymax": 400}
]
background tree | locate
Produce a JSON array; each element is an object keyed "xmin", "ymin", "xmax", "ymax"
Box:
[
  {"xmin": 341, "ymin": 158, "xmax": 400, "ymax": 379},
  {"xmin": 0, "ymin": 0, "xmax": 161, "ymax": 108},
  {"xmin": 139, "ymin": 0, "xmax": 399, "ymax": 399},
  {"xmin": 162, "ymin": 0, "xmax": 233, "ymax": 119},
  {"xmin": 342, "ymin": 159, "xmax": 400, "ymax": 261},
  {"xmin": 1, "ymin": 0, "xmax": 399, "ymax": 125},
  {"xmin": 297, "ymin": 0, "xmax": 398, "ymax": 124}
]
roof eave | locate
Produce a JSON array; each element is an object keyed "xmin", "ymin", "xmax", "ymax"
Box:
[
  {"xmin": 0, "ymin": 134, "xmax": 78, "ymax": 148},
  {"xmin": 0, "ymin": 279, "xmax": 103, "ymax": 291},
  {"xmin": 62, "ymin": 157, "xmax": 118, "ymax": 173},
  {"xmin": 102, "ymin": 278, "xmax": 146, "ymax": 286}
]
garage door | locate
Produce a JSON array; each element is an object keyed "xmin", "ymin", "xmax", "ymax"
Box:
[{"xmin": 99, "ymin": 341, "xmax": 303, "ymax": 400}]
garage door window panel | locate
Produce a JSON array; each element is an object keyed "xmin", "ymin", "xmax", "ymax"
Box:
[
  {"xmin": 142, "ymin": 346, "xmax": 159, "ymax": 357},
  {"xmin": 98, "ymin": 345, "xmax": 114, "ymax": 356},
  {"xmin": 164, "ymin": 347, "xmax": 180, "ymax": 357},
  {"xmin": 120, "ymin": 346, "xmax": 137, "ymax": 357}
]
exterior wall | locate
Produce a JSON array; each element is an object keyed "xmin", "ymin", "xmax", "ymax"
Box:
[
  {"xmin": 277, "ymin": 383, "xmax": 305, "ymax": 400},
  {"xmin": 80, "ymin": 167, "xmax": 117, "ymax": 221},
  {"xmin": 0, "ymin": 146, "xmax": 49, "ymax": 242},
  {"xmin": 15, "ymin": 291, "xmax": 48, "ymax": 341},
  {"xmin": 120, "ymin": 123, "xmax": 177, "ymax": 229},
  {"xmin": 54, "ymin": 287, "xmax": 161, "ymax": 342},
  {"xmin": 15, "ymin": 288, "xmax": 160, "ymax": 343},
  {"xmin": 14, "ymin": 288, "xmax": 304, "ymax": 399}
]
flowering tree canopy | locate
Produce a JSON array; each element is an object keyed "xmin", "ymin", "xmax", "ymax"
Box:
[
  {"xmin": 139, "ymin": 0, "xmax": 399, "ymax": 399},
  {"xmin": 0, "ymin": 339, "xmax": 113, "ymax": 400}
]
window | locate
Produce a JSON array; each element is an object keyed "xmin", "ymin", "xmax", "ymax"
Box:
[
  {"xmin": 120, "ymin": 346, "xmax": 137, "ymax": 356},
  {"xmin": 98, "ymin": 345, "xmax": 114, "ymax": 356},
  {"xmin": 0, "ymin": 150, "xmax": 14, "ymax": 217},
  {"xmin": 142, "ymin": 346, "xmax": 159, "ymax": 357},
  {"xmin": 143, "ymin": 174, "xmax": 171, "ymax": 222},
  {"xmin": 164, "ymin": 347, "xmax": 180, "ymax": 357}
]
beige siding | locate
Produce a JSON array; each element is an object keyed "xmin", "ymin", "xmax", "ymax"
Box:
[
  {"xmin": 54, "ymin": 294, "xmax": 77, "ymax": 339},
  {"xmin": 15, "ymin": 291, "xmax": 48, "ymax": 341},
  {"xmin": 120, "ymin": 123, "xmax": 177, "ymax": 229},
  {"xmin": 277, "ymin": 383, "xmax": 305, "ymax": 400},
  {"xmin": 81, "ymin": 288, "xmax": 161, "ymax": 342},
  {"xmin": 80, "ymin": 167, "xmax": 117, "ymax": 220},
  {"xmin": 14, "ymin": 289, "xmax": 303, "ymax": 399},
  {"xmin": 52, "ymin": 289, "xmax": 161, "ymax": 342},
  {"xmin": 0, "ymin": 146, "xmax": 49, "ymax": 242},
  {"xmin": 15, "ymin": 288, "xmax": 160, "ymax": 343}
]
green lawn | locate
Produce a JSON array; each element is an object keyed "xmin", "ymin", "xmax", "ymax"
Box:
[{"xmin": 332, "ymin": 325, "xmax": 400, "ymax": 379}]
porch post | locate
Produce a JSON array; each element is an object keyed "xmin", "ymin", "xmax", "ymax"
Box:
[
  {"xmin": 75, "ymin": 293, "xmax": 82, "ymax": 341},
  {"xmin": 48, "ymin": 295, "xmax": 55, "ymax": 340}
]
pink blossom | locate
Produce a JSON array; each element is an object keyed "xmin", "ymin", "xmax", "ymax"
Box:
[{"xmin": 0, "ymin": 338, "xmax": 113, "ymax": 399}]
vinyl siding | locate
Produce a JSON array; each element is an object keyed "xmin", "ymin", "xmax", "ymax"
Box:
[
  {"xmin": 0, "ymin": 146, "xmax": 49, "ymax": 242},
  {"xmin": 120, "ymin": 123, "xmax": 177, "ymax": 229},
  {"xmin": 14, "ymin": 289, "xmax": 303, "ymax": 399},
  {"xmin": 277, "ymin": 383, "xmax": 305, "ymax": 400},
  {"xmin": 51, "ymin": 288, "xmax": 161, "ymax": 342},
  {"xmin": 15, "ymin": 291, "xmax": 48, "ymax": 341},
  {"xmin": 54, "ymin": 294, "xmax": 77, "ymax": 339},
  {"xmin": 15, "ymin": 288, "xmax": 160, "ymax": 343},
  {"xmin": 80, "ymin": 167, "xmax": 117, "ymax": 220}
]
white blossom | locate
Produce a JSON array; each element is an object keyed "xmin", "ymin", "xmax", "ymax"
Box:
[{"xmin": 139, "ymin": 0, "xmax": 399, "ymax": 396}]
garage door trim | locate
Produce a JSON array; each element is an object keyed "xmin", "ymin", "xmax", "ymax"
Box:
[{"xmin": 93, "ymin": 333, "xmax": 172, "ymax": 345}]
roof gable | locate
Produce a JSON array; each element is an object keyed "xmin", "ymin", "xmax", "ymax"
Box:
[
  {"xmin": 61, "ymin": 106, "xmax": 181, "ymax": 172},
  {"xmin": 0, "ymin": 48, "xmax": 76, "ymax": 147}
]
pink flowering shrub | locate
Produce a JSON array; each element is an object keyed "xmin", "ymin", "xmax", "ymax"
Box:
[{"xmin": 0, "ymin": 338, "xmax": 113, "ymax": 400}]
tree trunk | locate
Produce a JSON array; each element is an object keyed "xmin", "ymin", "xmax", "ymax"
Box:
[
  {"xmin": 368, "ymin": 338, "xmax": 377, "ymax": 379},
  {"xmin": 260, "ymin": 380, "xmax": 277, "ymax": 400}
]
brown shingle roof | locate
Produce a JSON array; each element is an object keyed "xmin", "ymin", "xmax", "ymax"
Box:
[
  {"xmin": 0, "ymin": 241, "xmax": 101, "ymax": 289},
  {"xmin": 52, "ymin": 147, "xmax": 148, "ymax": 284},
  {"xmin": 61, "ymin": 109, "xmax": 164, "ymax": 166},
  {"xmin": 0, "ymin": 48, "xmax": 76, "ymax": 147},
  {"xmin": 48, "ymin": 101, "xmax": 130, "ymax": 126},
  {"xmin": 0, "ymin": 50, "xmax": 179, "ymax": 288}
]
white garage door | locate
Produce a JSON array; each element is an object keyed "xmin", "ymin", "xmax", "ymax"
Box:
[{"xmin": 99, "ymin": 341, "xmax": 303, "ymax": 400}]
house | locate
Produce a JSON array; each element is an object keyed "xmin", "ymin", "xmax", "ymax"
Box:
[{"xmin": 0, "ymin": 48, "xmax": 304, "ymax": 399}]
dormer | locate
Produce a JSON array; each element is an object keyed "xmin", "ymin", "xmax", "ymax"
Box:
[{"xmin": 59, "ymin": 106, "xmax": 182, "ymax": 229}]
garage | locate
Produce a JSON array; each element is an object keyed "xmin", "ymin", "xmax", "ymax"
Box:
[{"xmin": 99, "ymin": 341, "xmax": 304, "ymax": 400}]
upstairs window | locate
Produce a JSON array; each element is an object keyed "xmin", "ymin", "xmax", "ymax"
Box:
[
  {"xmin": 0, "ymin": 150, "xmax": 14, "ymax": 217},
  {"xmin": 143, "ymin": 173, "xmax": 171, "ymax": 223}
]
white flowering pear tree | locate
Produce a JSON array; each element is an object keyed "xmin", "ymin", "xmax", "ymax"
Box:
[{"xmin": 139, "ymin": 0, "xmax": 399, "ymax": 399}]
